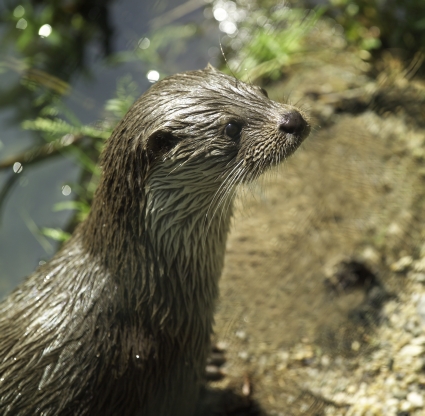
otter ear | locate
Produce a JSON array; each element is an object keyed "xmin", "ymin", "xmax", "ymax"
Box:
[
  {"xmin": 145, "ymin": 130, "xmax": 179, "ymax": 163},
  {"xmin": 205, "ymin": 63, "xmax": 218, "ymax": 72}
]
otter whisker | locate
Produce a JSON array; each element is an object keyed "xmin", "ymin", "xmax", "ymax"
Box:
[
  {"xmin": 206, "ymin": 160, "xmax": 243, "ymax": 221},
  {"xmin": 202, "ymin": 164, "xmax": 242, "ymax": 238}
]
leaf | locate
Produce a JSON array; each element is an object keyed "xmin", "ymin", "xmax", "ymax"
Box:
[
  {"xmin": 41, "ymin": 227, "xmax": 71, "ymax": 242},
  {"xmin": 22, "ymin": 117, "xmax": 110, "ymax": 140},
  {"xmin": 53, "ymin": 200, "xmax": 90, "ymax": 214}
]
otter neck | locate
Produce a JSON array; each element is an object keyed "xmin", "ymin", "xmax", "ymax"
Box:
[{"xmin": 80, "ymin": 164, "xmax": 233, "ymax": 332}]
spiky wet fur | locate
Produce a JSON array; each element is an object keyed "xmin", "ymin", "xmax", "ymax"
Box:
[{"xmin": 0, "ymin": 66, "xmax": 309, "ymax": 415}]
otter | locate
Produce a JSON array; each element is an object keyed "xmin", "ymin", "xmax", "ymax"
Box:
[{"xmin": 0, "ymin": 65, "xmax": 310, "ymax": 415}]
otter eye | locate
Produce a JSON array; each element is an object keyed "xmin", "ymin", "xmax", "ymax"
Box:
[
  {"xmin": 260, "ymin": 87, "xmax": 268, "ymax": 98},
  {"xmin": 224, "ymin": 123, "xmax": 242, "ymax": 140}
]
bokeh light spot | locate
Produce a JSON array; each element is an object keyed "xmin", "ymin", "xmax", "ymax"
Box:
[
  {"xmin": 138, "ymin": 37, "xmax": 150, "ymax": 50},
  {"xmin": 147, "ymin": 70, "xmax": 160, "ymax": 83},
  {"xmin": 13, "ymin": 162, "xmax": 23, "ymax": 173},
  {"xmin": 13, "ymin": 5, "xmax": 25, "ymax": 18},
  {"xmin": 62, "ymin": 185, "xmax": 71, "ymax": 196},
  {"xmin": 213, "ymin": 8, "xmax": 227, "ymax": 22},
  {"xmin": 16, "ymin": 18, "xmax": 27, "ymax": 30},
  {"xmin": 39, "ymin": 24, "xmax": 52, "ymax": 38},
  {"xmin": 219, "ymin": 21, "xmax": 237, "ymax": 35}
]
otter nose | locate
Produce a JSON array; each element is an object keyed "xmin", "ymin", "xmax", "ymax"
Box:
[{"xmin": 279, "ymin": 111, "xmax": 307, "ymax": 135}]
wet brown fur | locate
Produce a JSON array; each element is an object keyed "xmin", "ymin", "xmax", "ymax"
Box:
[{"xmin": 0, "ymin": 66, "xmax": 310, "ymax": 415}]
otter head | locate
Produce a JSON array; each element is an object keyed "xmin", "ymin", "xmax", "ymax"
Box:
[
  {"xmin": 105, "ymin": 65, "xmax": 309, "ymax": 192},
  {"xmin": 142, "ymin": 65, "xmax": 310, "ymax": 184},
  {"xmin": 97, "ymin": 65, "xmax": 310, "ymax": 241}
]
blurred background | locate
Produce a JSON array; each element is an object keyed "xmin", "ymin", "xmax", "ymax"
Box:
[
  {"xmin": 0, "ymin": 0, "xmax": 423, "ymax": 295},
  {"xmin": 1, "ymin": 1, "xmax": 425, "ymax": 414}
]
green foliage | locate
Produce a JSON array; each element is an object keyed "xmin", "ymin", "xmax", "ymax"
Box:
[
  {"xmin": 22, "ymin": 118, "xmax": 110, "ymax": 141},
  {"xmin": 1, "ymin": 1, "xmax": 200, "ymax": 248},
  {"xmin": 20, "ymin": 75, "xmax": 139, "ymax": 240},
  {"xmin": 104, "ymin": 75, "xmax": 139, "ymax": 119},
  {"xmin": 52, "ymin": 201, "xmax": 91, "ymax": 227},
  {"xmin": 226, "ymin": 6, "xmax": 325, "ymax": 81},
  {"xmin": 40, "ymin": 227, "xmax": 71, "ymax": 243},
  {"xmin": 1, "ymin": 0, "xmax": 108, "ymax": 79},
  {"xmin": 325, "ymin": 0, "xmax": 425, "ymax": 54},
  {"xmin": 21, "ymin": 210, "xmax": 55, "ymax": 253}
]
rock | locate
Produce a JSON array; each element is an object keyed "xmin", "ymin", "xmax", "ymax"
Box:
[
  {"xmin": 407, "ymin": 391, "xmax": 424, "ymax": 408},
  {"xmin": 399, "ymin": 344, "xmax": 424, "ymax": 357},
  {"xmin": 416, "ymin": 295, "xmax": 425, "ymax": 325},
  {"xmin": 391, "ymin": 256, "xmax": 413, "ymax": 272}
]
